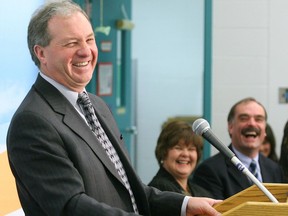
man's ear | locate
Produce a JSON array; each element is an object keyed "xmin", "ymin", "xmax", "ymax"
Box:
[
  {"xmin": 228, "ymin": 122, "xmax": 233, "ymax": 138},
  {"xmin": 34, "ymin": 45, "xmax": 46, "ymax": 65}
]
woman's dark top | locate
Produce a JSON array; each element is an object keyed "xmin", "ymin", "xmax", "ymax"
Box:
[{"xmin": 148, "ymin": 166, "xmax": 212, "ymax": 197}]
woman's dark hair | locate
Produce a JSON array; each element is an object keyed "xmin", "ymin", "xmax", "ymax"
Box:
[
  {"xmin": 279, "ymin": 121, "xmax": 288, "ymax": 182},
  {"xmin": 155, "ymin": 120, "xmax": 203, "ymax": 166},
  {"xmin": 263, "ymin": 123, "xmax": 278, "ymax": 162}
]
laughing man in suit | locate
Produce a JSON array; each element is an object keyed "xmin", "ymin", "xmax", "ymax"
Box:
[{"xmin": 191, "ymin": 97, "xmax": 284, "ymax": 200}]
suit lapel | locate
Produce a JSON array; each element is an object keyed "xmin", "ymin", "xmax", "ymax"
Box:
[
  {"xmin": 88, "ymin": 94, "xmax": 132, "ymax": 166},
  {"xmin": 226, "ymin": 157, "xmax": 251, "ymax": 188},
  {"xmin": 63, "ymin": 112, "xmax": 123, "ymax": 181},
  {"xmin": 226, "ymin": 145, "xmax": 251, "ymax": 189},
  {"xmin": 88, "ymin": 95, "xmax": 150, "ymax": 211},
  {"xmin": 258, "ymin": 154, "xmax": 270, "ymax": 182},
  {"xmin": 92, "ymin": 105, "xmax": 134, "ymax": 184},
  {"xmin": 33, "ymin": 75, "xmax": 124, "ymax": 184}
]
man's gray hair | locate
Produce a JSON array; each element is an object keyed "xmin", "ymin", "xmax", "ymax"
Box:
[{"xmin": 27, "ymin": 0, "xmax": 90, "ymax": 67}]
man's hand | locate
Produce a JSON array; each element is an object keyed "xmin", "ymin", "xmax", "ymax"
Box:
[{"xmin": 186, "ymin": 197, "xmax": 222, "ymax": 216}]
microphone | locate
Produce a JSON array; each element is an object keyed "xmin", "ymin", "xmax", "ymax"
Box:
[{"xmin": 192, "ymin": 118, "xmax": 278, "ymax": 203}]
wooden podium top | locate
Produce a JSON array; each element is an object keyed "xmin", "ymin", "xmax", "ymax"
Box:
[
  {"xmin": 212, "ymin": 183, "xmax": 288, "ymax": 215},
  {"xmin": 222, "ymin": 201, "xmax": 288, "ymax": 216}
]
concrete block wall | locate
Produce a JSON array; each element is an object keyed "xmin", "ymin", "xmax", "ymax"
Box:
[{"xmin": 211, "ymin": 0, "xmax": 288, "ymax": 156}]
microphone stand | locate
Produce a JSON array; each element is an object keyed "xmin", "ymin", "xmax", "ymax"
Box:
[{"xmin": 230, "ymin": 156, "xmax": 279, "ymax": 203}]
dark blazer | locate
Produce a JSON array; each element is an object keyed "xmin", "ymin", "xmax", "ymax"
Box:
[
  {"xmin": 148, "ymin": 166, "xmax": 213, "ymax": 198},
  {"xmin": 6, "ymin": 75, "xmax": 185, "ymax": 216},
  {"xmin": 191, "ymin": 145, "xmax": 284, "ymax": 200}
]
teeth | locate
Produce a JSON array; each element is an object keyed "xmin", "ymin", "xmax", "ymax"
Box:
[
  {"xmin": 177, "ymin": 160, "xmax": 189, "ymax": 164},
  {"xmin": 246, "ymin": 132, "xmax": 256, "ymax": 135},
  {"xmin": 244, "ymin": 132, "xmax": 257, "ymax": 138},
  {"xmin": 245, "ymin": 132, "xmax": 256, "ymax": 136},
  {"xmin": 74, "ymin": 62, "xmax": 88, "ymax": 67}
]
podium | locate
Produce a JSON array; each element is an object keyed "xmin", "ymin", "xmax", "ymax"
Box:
[{"xmin": 212, "ymin": 183, "xmax": 288, "ymax": 215}]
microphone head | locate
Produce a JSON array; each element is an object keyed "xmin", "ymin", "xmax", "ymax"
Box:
[{"xmin": 192, "ymin": 118, "xmax": 211, "ymax": 135}]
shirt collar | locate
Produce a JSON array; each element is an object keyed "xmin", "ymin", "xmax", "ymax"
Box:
[
  {"xmin": 232, "ymin": 145, "xmax": 259, "ymax": 168},
  {"xmin": 40, "ymin": 72, "xmax": 84, "ymax": 107}
]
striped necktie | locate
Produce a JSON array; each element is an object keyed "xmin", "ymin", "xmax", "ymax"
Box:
[
  {"xmin": 249, "ymin": 159, "xmax": 258, "ymax": 179},
  {"xmin": 77, "ymin": 92, "xmax": 138, "ymax": 214}
]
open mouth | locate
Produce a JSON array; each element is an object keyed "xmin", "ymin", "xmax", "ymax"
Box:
[
  {"xmin": 241, "ymin": 127, "xmax": 260, "ymax": 138},
  {"xmin": 176, "ymin": 160, "xmax": 190, "ymax": 165},
  {"xmin": 73, "ymin": 61, "xmax": 89, "ymax": 67}
]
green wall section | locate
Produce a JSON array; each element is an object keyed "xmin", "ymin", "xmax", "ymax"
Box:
[{"xmin": 203, "ymin": 0, "xmax": 213, "ymax": 159}]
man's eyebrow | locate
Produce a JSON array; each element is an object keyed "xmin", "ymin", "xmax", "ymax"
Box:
[
  {"xmin": 86, "ymin": 33, "xmax": 95, "ymax": 38},
  {"xmin": 238, "ymin": 113, "xmax": 265, "ymax": 118},
  {"xmin": 238, "ymin": 113, "xmax": 249, "ymax": 117},
  {"xmin": 58, "ymin": 33, "xmax": 95, "ymax": 44}
]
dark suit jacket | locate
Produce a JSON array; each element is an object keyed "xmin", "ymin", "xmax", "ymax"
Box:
[
  {"xmin": 191, "ymin": 145, "xmax": 284, "ymax": 200},
  {"xmin": 7, "ymin": 75, "xmax": 185, "ymax": 216},
  {"xmin": 148, "ymin": 166, "xmax": 213, "ymax": 198}
]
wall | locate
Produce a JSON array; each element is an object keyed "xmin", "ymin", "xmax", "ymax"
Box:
[
  {"xmin": 211, "ymin": 0, "xmax": 288, "ymax": 157},
  {"xmin": 132, "ymin": 0, "xmax": 204, "ymax": 183}
]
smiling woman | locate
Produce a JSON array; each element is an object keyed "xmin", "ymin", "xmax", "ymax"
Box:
[{"xmin": 148, "ymin": 120, "xmax": 212, "ymax": 197}]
